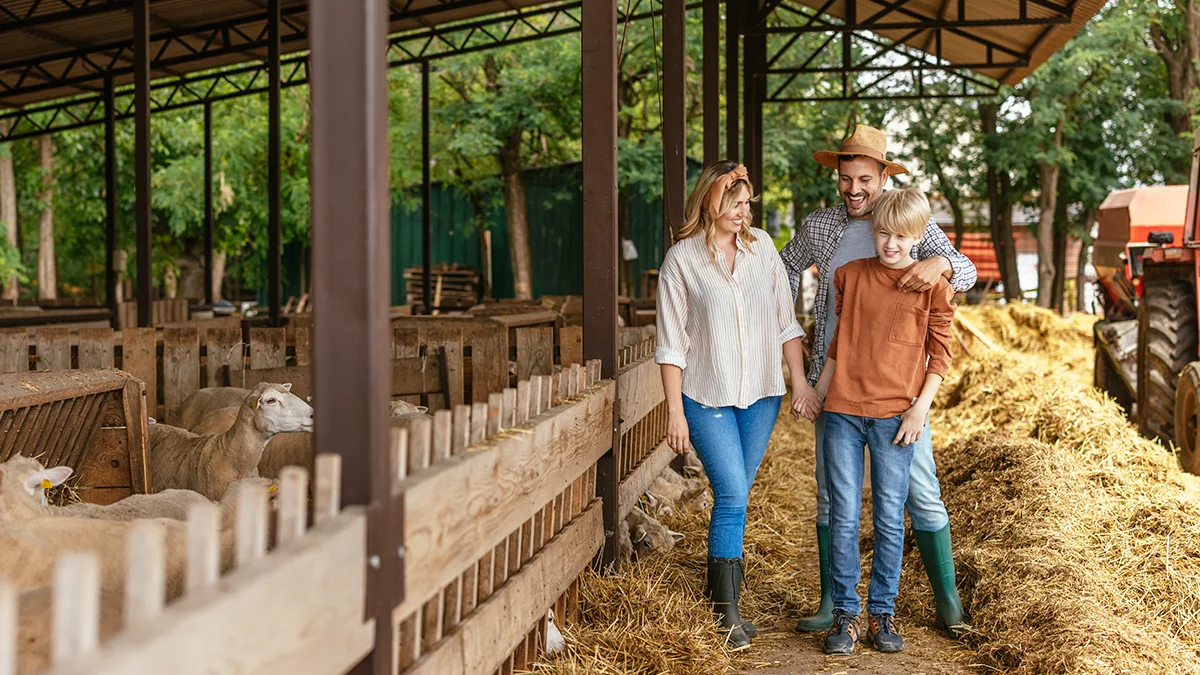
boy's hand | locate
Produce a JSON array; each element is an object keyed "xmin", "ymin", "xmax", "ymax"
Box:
[
  {"xmin": 791, "ymin": 382, "xmax": 822, "ymax": 422},
  {"xmin": 894, "ymin": 403, "xmax": 928, "ymax": 446}
]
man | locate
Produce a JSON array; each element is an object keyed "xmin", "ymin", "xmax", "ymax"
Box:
[{"xmin": 781, "ymin": 124, "xmax": 975, "ymax": 635}]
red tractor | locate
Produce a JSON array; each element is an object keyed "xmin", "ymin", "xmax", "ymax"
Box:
[{"xmin": 1093, "ymin": 165, "xmax": 1200, "ymax": 473}]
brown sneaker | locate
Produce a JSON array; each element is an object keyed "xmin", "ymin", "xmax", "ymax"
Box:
[
  {"xmin": 823, "ymin": 610, "xmax": 860, "ymax": 655},
  {"xmin": 866, "ymin": 613, "xmax": 904, "ymax": 653}
]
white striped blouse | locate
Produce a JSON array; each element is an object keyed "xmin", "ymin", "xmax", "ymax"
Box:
[{"xmin": 655, "ymin": 228, "xmax": 805, "ymax": 409}]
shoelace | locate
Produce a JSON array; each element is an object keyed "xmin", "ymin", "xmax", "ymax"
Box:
[
  {"xmin": 832, "ymin": 612, "xmax": 857, "ymax": 636},
  {"xmin": 873, "ymin": 614, "xmax": 897, "ymax": 635}
]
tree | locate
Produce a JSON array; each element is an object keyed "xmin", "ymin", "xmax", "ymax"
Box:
[
  {"xmin": 36, "ymin": 135, "xmax": 55, "ymax": 301},
  {"xmin": 0, "ymin": 126, "xmax": 16, "ymax": 302},
  {"xmin": 1148, "ymin": 0, "xmax": 1200, "ymax": 149}
]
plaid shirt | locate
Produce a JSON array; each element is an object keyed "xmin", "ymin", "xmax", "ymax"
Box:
[{"xmin": 780, "ymin": 203, "xmax": 978, "ymax": 386}]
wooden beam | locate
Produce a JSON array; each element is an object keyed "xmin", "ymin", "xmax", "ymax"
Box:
[
  {"xmin": 396, "ymin": 382, "xmax": 613, "ymax": 620},
  {"xmin": 403, "ymin": 503, "xmax": 603, "ymax": 675},
  {"xmin": 617, "ymin": 356, "xmax": 664, "ymax": 434}
]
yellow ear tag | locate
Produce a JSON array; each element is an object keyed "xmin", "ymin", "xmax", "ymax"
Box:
[
  {"xmin": 40, "ymin": 478, "xmax": 52, "ymax": 489},
  {"xmin": 254, "ymin": 400, "xmax": 260, "ymax": 410},
  {"xmin": 268, "ymin": 484, "xmax": 277, "ymax": 494}
]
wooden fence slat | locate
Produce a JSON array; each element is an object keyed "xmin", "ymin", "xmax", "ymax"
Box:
[
  {"xmin": 433, "ymin": 410, "xmax": 452, "ymax": 463},
  {"xmin": 52, "ymin": 552, "xmax": 100, "ymax": 665},
  {"xmin": 408, "ymin": 417, "xmax": 432, "ymax": 476},
  {"xmin": 121, "ymin": 327, "xmax": 156, "ymax": 418},
  {"xmin": 0, "ymin": 330, "xmax": 25, "ymax": 373},
  {"xmin": 77, "ymin": 328, "xmax": 115, "ymax": 369},
  {"xmin": 470, "ymin": 402, "xmax": 487, "ymax": 445},
  {"xmin": 206, "ymin": 328, "xmax": 244, "ymax": 388},
  {"xmin": 452, "ymin": 404, "xmax": 471, "ymax": 455},
  {"xmin": 470, "ymin": 325, "xmax": 507, "ymax": 403},
  {"xmin": 235, "ymin": 481, "xmax": 269, "ymax": 567},
  {"xmin": 294, "ymin": 327, "xmax": 312, "ymax": 367},
  {"xmin": 186, "ymin": 501, "xmax": 220, "ymax": 594},
  {"xmin": 530, "ymin": 377, "xmax": 544, "ymax": 417},
  {"xmin": 393, "ymin": 427, "xmax": 410, "ymax": 481},
  {"xmin": 516, "ymin": 381, "xmax": 531, "ymax": 424},
  {"xmin": 421, "ymin": 327, "xmax": 464, "ymax": 410},
  {"xmin": 559, "ymin": 326, "xmax": 583, "ymax": 367},
  {"xmin": 501, "ymin": 388, "xmax": 516, "ymax": 429},
  {"xmin": 487, "ymin": 393, "xmax": 503, "ymax": 436},
  {"xmin": 249, "ymin": 327, "xmax": 287, "ymax": 370},
  {"xmin": 277, "ymin": 466, "xmax": 309, "ymax": 547},
  {"xmin": 163, "ymin": 327, "xmax": 200, "ymax": 425},
  {"xmin": 125, "ymin": 520, "xmax": 165, "ymax": 630},
  {"xmin": 314, "ymin": 453, "xmax": 341, "ymax": 525},
  {"xmin": 36, "ymin": 327, "xmax": 70, "ymax": 370}
]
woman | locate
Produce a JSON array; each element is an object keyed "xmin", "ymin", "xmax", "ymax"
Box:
[{"xmin": 655, "ymin": 161, "xmax": 822, "ymax": 650}]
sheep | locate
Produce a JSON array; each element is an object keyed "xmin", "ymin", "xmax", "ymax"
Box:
[
  {"xmin": 148, "ymin": 382, "xmax": 312, "ymax": 500},
  {"xmin": 624, "ymin": 506, "xmax": 684, "ymax": 561},
  {"xmin": 186, "ymin": 399, "xmax": 430, "ymax": 480},
  {"xmin": 174, "ymin": 386, "xmax": 251, "ymax": 429},
  {"xmin": 0, "ymin": 454, "xmax": 273, "ymax": 530}
]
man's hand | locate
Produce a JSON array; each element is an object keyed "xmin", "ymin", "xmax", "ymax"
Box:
[
  {"xmin": 897, "ymin": 256, "xmax": 951, "ymax": 293},
  {"xmin": 791, "ymin": 381, "xmax": 823, "ymax": 422},
  {"xmin": 893, "ymin": 403, "xmax": 928, "ymax": 446}
]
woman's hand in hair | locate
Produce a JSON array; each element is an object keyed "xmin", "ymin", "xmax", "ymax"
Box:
[{"xmin": 667, "ymin": 410, "xmax": 691, "ymax": 455}]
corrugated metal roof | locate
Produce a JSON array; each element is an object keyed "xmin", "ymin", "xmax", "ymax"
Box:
[
  {"xmin": 787, "ymin": 0, "xmax": 1108, "ymax": 86},
  {"xmin": 0, "ymin": 0, "xmax": 555, "ymax": 107}
]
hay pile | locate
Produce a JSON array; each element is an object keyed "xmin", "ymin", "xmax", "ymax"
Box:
[
  {"xmin": 536, "ymin": 303, "xmax": 1200, "ymax": 675},
  {"xmin": 928, "ymin": 305, "xmax": 1200, "ymax": 674}
]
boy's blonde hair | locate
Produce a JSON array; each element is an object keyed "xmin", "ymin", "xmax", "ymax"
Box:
[{"xmin": 872, "ymin": 188, "xmax": 929, "ymax": 239}]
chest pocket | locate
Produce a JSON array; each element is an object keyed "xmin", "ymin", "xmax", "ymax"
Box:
[{"xmin": 888, "ymin": 304, "xmax": 927, "ymax": 346}]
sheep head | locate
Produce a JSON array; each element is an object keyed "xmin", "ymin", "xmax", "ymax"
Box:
[
  {"xmin": 246, "ymin": 383, "xmax": 314, "ymax": 435},
  {"xmin": 0, "ymin": 454, "xmax": 71, "ymax": 519}
]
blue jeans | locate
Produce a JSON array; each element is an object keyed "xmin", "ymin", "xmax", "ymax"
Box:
[
  {"xmin": 814, "ymin": 413, "xmax": 948, "ymax": 532},
  {"xmin": 823, "ymin": 412, "xmax": 914, "ymax": 616},
  {"xmin": 683, "ymin": 394, "xmax": 782, "ymax": 559}
]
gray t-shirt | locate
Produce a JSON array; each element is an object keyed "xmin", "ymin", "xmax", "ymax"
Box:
[{"xmin": 823, "ymin": 218, "xmax": 877, "ymax": 358}]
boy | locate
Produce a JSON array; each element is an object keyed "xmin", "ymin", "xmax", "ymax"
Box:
[{"xmin": 813, "ymin": 188, "xmax": 956, "ymax": 655}]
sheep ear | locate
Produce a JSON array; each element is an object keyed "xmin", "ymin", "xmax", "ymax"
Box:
[
  {"xmin": 280, "ymin": 383, "xmax": 293, "ymax": 392},
  {"xmin": 27, "ymin": 466, "xmax": 72, "ymax": 490},
  {"xmin": 416, "ymin": 406, "xmax": 428, "ymax": 414}
]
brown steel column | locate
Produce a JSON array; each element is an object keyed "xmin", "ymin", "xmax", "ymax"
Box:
[
  {"xmin": 267, "ymin": 0, "xmax": 282, "ymax": 326},
  {"xmin": 133, "ymin": 0, "xmax": 152, "ymax": 327},
  {"xmin": 582, "ymin": 0, "xmax": 621, "ymax": 570},
  {"xmin": 310, "ymin": 0, "xmax": 396, "ymax": 672},
  {"xmin": 725, "ymin": 0, "xmax": 740, "ymax": 162},
  {"xmin": 743, "ymin": 0, "xmax": 765, "ymax": 223},
  {"xmin": 663, "ymin": 0, "xmax": 686, "ymax": 250},
  {"xmin": 204, "ymin": 102, "xmax": 214, "ymax": 306},
  {"xmin": 104, "ymin": 76, "xmax": 117, "ymax": 324},
  {"xmin": 703, "ymin": 0, "xmax": 721, "ymax": 165},
  {"xmin": 421, "ymin": 60, "xmax": 432, "ymax": 315}
]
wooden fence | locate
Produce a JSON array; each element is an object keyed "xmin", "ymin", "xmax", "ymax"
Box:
[{"xmin": 0, "ymin": 329, "xmax": 665, "ymax": 675}]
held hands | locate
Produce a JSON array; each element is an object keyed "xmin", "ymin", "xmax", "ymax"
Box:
[
  {"xmin": 667, "ymin": 409, "xmax": 691, "ymax": 455},
  {"xmin": 893, "ymin": 403, "xmax": 929, "ymax": 446},
  {"xmin": 791, "ymin": 382, "xmax": 823, "ymax": 423},
  {"xmin": 897, "ymin": 256, "xmax": 950, "ymax": 293}
]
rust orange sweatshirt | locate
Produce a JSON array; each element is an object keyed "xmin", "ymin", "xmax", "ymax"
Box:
[{"xmin": 824, "ymin": 257, "xmax": 956, "ymax": 418}]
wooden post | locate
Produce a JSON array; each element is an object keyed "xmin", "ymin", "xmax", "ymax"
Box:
[
  {"xmin": 582, "ymin": 0, "xmax": 621, "ymax": 570},
  {"xmin": 133, "ymin": 0, "xmax": 152, "ymax": 328},
  {"xmin": 310, "ymin": 0, "xmax": 396, "ymax": 672},
  {"xmin": 703, "ymin": 0, "xmax": 720, "ymax": 165},
  {"xmin": 663, "ymin": 0, "xmax": 686, "ymax": 250}
]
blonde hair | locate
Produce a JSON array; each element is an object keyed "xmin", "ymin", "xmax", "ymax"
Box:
[
  {"xmin": 872, "ymin": 188, "xmax": 929, "ymax": 239},
  {"xmin": 675, "ymin": 161, "xmax": 758, "ymax": 260}
]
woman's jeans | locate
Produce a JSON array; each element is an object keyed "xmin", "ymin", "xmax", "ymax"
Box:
[
  {"xmin": 823, "ymin": 411, "xmax": 915, "ymax": 616},
  {"xmin": 683, "ymin": 394, "xmax": 782, "ymax": 559}
]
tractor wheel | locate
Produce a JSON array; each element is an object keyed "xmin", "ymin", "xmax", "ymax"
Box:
[
  {"xmin": 1139, "ymin": 274, "xmax": 1198, "ymax": 443},
  {"xmin": 1095, "ymin": 346, "xmax": 1134, "ymax": 418},
  {"xmin": 1176, "ymin": 363, "xmax": 1200, "ymax": 475}
]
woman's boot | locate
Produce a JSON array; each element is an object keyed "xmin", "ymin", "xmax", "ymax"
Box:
[
  {"xmin": 707, "ymin": 557, "xmax": 752, "ymax": 650},
  {"xmin": 733, "ymin": 558, "xmax": 757, "ymax": 638},
  {"xmin": 794, "ymin": 524, "xmax": 834, "ymax": 632}
]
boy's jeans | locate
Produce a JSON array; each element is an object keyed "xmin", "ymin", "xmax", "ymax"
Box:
[
  {"xmin": 814, "ymin": 413, "xmax": 948, "ymax": 532},
  {"xmin": 823, "ymin": 411, "xmax": 915, "ymax": 616},
  {"xmin": 682, "ymin": 394, "xmax": 782, "ymax": 559}
]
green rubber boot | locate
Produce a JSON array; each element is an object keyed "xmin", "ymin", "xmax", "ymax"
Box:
[
  {"xmin": 794, "ymin": 524, "xmax": 834, "ymax": 633},
  {"xmin": 914, "ymin": 525, "xmax": 966, "ymax": 635}
]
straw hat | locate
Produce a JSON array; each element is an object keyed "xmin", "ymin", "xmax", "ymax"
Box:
[{"xmin": 813, "ymin": 124, "xmax": 909, "ymax": 175}]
